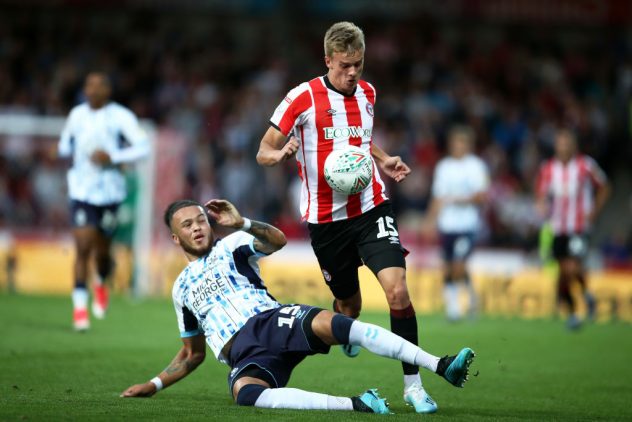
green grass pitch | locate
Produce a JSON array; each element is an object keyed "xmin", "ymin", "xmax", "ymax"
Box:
[{"xmin": 1, "ymin": 293, "xmax": 631, "ymax": 421}]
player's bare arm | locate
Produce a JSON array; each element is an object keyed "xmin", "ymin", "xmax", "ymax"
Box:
[
  {"xmin": 121, "ymin": 334, "xmax": 206, "ymax": 397},
  {"xmin": 371, "ymin": 143, "xmax": 410, "ymax": 183},
  {"xmin": 589, "ymin": 181, "xmax": 611, "ymax": 223},
  {"xmin": 256, "ymin": 126, "xmax": 299, "ymax": 166},
  {"xmin": 451, "ymin": 191, "xmax": 488, "ymax": 206},
  {"xmin": 204, "ymin": 199, "xmax": 286, "ymax": 254}
]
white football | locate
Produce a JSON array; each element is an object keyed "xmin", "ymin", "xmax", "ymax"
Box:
[{"xmin": 324, "ymin": 146, "xmax": 373, "ymax": 195}]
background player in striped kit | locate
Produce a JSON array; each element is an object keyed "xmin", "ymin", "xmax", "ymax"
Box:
[
  {"xmin": 424, "ymin": 126, "xmax": 489, "ymax": 321},
  {"xmin": 256, "ymin": 22, "xmax": 440, "ymax": 413},
  {"xmin": 536, "ymin": 128, "xmax": 610, "ymax": 329},
  {"xmin": 120, "ymin": 198, "xmax": 475, "ymax": 414},
  {"xmin": 58, "ymin": 72, "xmax": 149, "ymax": 331}
]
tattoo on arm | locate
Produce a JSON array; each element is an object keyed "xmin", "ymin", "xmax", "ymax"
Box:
[
  {"xmin": 248, "ymin": 220, "xmax": 284, "ymax": 253},
  {"xmin": 164, "ymin": 358, "xmax": 197, "ymax": 375},
  {"xmin": 249, "ymin": 221, "xmax": 275, "ymax": 241}
]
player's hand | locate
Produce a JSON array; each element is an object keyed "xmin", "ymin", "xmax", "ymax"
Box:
[
  {"xmin": 205, "ymin": 199, "xmax": 244, "ymax": 229},
  {"xmin": 90, "ymin": 149, "xmax": 112, "ymax": 166},
  {"xmin": 419, "ymin": 217, "xmax": 438, "ymax": 242},
  {"xmin": 379, "ymin": 155, "xmax": 411, "ymax": 182},
  {"xmin": 535, "ymin": 198, "xmax": 548, "ymax": 219},
  {"xmin": 277, "ymin": 136, "xmax": 299, "ymax": 162},
  {"xmin": 120, "ymin": 382, "xmax": 156, "ymax": 398}
]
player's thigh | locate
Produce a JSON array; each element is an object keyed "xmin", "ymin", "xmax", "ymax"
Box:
[
  {"xmin": 553, "ymin": 234, "xmax": 588, "ymax": 273},
  {"xmin": 308, "ymin": 221, "xmax": 362, "ymax": 300},
  {"xmin": 356, "ymin": 203, "xmax": 407, "ymax": 277},
  {"xmin": 228, "ymin": 305, "xmax": 330, "ymax": 390},
  {"xmin": 72, "ymin": 227, "xmax": 99, "ymax": 255},
  {"xmin": 95, "ymin": 203, "xmax": 120, "ymax": 240},
  {"xmin": 441, "ymin": 232, "xmax": 475, "ymax": 264}
]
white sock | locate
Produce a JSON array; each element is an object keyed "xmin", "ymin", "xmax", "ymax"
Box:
[
  {"xmin": 404, "ymin": 373, "xmax": 422, "ymax": 389},
  {"xmin": 444, "ymin": 283, "xmax": 461, "ymax": 320},
  {"xmin": 465, "ymin": 279, "xmax": 477, "ymax": 313},
  {"xmin": 348, "ymin": 320, "xmax": 440, "ymax": 372},
  {"xmin": 72, "ymin": 287, "xmax": 88, "ymax": 310},
  {"xmin": 254, "ymin": 388, "xmax": 353, "ymax": 410}
]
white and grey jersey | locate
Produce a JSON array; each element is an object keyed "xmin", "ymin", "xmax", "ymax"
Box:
[
  {"xmin": 171, "ymin": 232, "xmax": 280, "ymax": 363},
  {"xmin": 432, "ymin": 154, "xmax": 489, "ymax": 233},
  {"xmin": 58, "ymin": 102, "xmax": 149, "ymax": 205}
]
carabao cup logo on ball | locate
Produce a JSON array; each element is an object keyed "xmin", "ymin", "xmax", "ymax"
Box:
[{"xmin": 324, "ymin": 146, "xmax": 373, "ymax": 195}]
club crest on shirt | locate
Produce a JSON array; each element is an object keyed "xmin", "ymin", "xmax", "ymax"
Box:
[
  {"xmin": 366, "ymin": 102, "xmax": 374, "ymax": 117},
  {"xmin": 322, "ymin": 269, "xmax": 332, "ymax": 282}
]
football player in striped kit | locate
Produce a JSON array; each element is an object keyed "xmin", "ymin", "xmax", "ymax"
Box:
[
  {"xmin": 256, "ymin": 21, "xmax": 441, "ymax": 412},
  {"xmin": 536, "ymin": 128, "xmax": 610, "ymax": 329},
  {"xmin": 58, "ymin": 72, "xmax": 149, "ymax": 331},
  {"xmin": 121, "ymin": 199, "xmax": 475, "ymax": 414}
]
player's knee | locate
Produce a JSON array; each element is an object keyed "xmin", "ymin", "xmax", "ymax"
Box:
[
  {"xmin": 384, "ymin": 283, "xmax": 410, "ymax": 308},
  {"xmin": 235, "ymin": 383, "xmax": 267, "ymax": 406},
  {"xmin": 337, "ymin": 299, "xmax": 361, "ymax": 318}
]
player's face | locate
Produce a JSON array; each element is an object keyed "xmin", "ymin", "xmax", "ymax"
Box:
[
  {"xmin": 171, "ymin": 206, "xmax": 213, "ymax": 258},
  {"xmin": 449, "ymin": 135, "xmax": 470, "ymax": 159},
  {"xmin": 554, "ymin": 132, "xmax": 576, "ymax": 162},
  {"xmin": 84, "ymin": 73, "xmax": 111, "ymax": 108},
  {"xmin": 325, "ymin": 49, "xmax": 364, "ymax": 95}
]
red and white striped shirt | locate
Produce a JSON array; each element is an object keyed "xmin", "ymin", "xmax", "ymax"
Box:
[
  {"xmin": 270, "ymin": 76, "xmax": 388, "ymax": 224},
  {"xmin": 536, "ymin": 155, "xmax": 607, "ymax": 235}
]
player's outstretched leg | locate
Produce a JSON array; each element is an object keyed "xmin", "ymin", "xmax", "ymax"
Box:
[
  {"xmin": 235, "ymin": 384, "xmax": 390, "ymax": 414},
  {"xmin": 328, "ymin": 314, "xmax": 475, "ymax": 394}
]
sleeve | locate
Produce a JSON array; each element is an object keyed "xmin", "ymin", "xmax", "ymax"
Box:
[
  {"xmin": 109, "ymin": 107, "xmax": 149, "ymax": 164},
  {"xmin": 58, "ymin": 109, "xmax": 76, "ymax": 158},
  {"xmin": 222, "ymin": 231, "xmax": 268, "ymax": 258},
  {"xmin": 471, "ymin": 159, "xmax": 490, "ymax": 192},
  {"xmin": 269, "ymin": 83, "xmax": 312, "ymax": 136},
  {"xmin": 584, "ymin": 156, "xmax": 607, "ymax": 187},
  {"xmin": 173, "ymin": 287, "xmax": 203, "ymax": 338}
]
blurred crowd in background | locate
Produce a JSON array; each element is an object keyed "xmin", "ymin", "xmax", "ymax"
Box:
[{"xmin": 1, "ymin": 2, "xmax": 631, "ymax": 265}]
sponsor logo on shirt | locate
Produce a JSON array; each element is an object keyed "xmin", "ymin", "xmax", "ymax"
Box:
[
  {"xmin": 323, "ymin": 126, "xmax": 372, "ymax": 140},
  {"xmin": 284, "ymin": 96, "xmax": 293, "ymax": 104},
  {"xmin": 326, "ymin": 108, "xmax": 337, "ymax": 115}
]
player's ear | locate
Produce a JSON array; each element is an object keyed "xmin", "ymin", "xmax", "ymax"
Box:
[
  {"xmin": 324, "ymin": 55, "xmax": 332, "ymax": 69},
  {"xmin": 172, "ymin": 233, "xmax": 180, "ymax": 245}
]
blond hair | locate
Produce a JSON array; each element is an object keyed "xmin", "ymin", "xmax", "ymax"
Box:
[
  {"xmin": 324, "ymin": 21, "xmax": 365, "ymax": 58},
  {"xmin": 448, "ymin": 125, "xmax": 475, "ymax": 145}
]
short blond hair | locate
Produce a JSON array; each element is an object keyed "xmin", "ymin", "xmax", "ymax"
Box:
[{"xmin": 324, "ymin": 21, "xmax": 365, "ymax": 58}]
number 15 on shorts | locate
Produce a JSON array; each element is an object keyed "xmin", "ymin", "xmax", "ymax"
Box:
[{"xmin": 278, "ymin": 305, "xmax": 302, "ymax": 328}]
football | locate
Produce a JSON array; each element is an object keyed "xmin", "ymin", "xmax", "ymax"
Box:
[{"xmin": 324, "ymin": 145, "xmax": 373, "ymax": 195}]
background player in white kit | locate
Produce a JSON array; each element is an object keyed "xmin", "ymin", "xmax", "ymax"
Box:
[
  {"xmin": 425, "ymin": 126, "xmax": 489, "ymax": 321},
  {"xmin": 256, "ymin": 22, "xmax": 441, "ymax": 413},
  {"xmin": 536, "ymin": 128, "xmax": 610, "ymax": 329},
  {"xmin": 58, "ymin": 72, "xmax": 149, "ymax": 331},
  {"xmin": 120, "ymin": 198, "xmax": 475, "ymax": 414}
]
